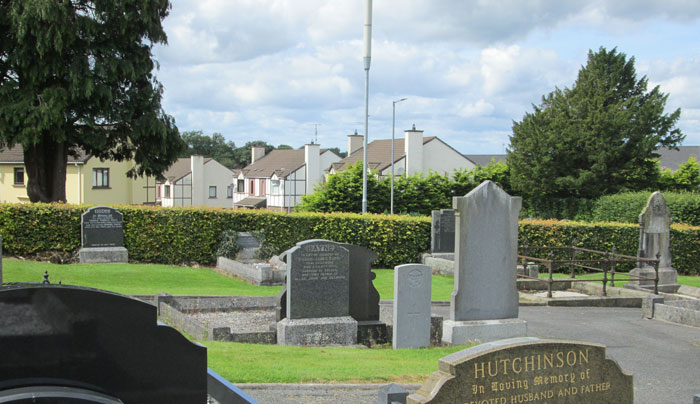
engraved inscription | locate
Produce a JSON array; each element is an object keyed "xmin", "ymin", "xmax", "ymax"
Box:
[{"xmin": 294, "ymin": 244, "xmax": 346, "ymax": 282}]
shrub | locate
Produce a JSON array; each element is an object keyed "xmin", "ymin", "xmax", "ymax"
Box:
[
  {"xmin": 590, "ymin": 191, "xmax": 700, "ymax": 225},
  {"xmin": 216, "ymin": 230, "xmax": 240, "ymax": 260}
]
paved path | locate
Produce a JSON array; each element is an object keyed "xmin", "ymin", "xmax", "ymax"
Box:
[{"xmin": 240, "ymin": 306, "xmax": 700, "ymax": 404}]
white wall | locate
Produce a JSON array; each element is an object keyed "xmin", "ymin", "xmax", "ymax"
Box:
[
  {"xmin": 202, "ymin": 159, "xmax": 234, "ymax": 208},
  {"xmin": 422, "ymin": 139, "xmax": 475, "ymax": 175}
]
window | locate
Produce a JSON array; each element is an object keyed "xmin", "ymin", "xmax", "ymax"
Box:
[
  {"xmin": 227, "ymin": 184, "xmax": 234, "ymax": 198},
  {"xmin": 259, "ymin": 179, "xmax": 266, "ymax": 196},
  {"xmin": 271, "ymin": 179, "xmax": 280, "ymax": 194},
  {"xmin": 249, "ymin": 179, "xmax": 255, "ymax": 195},
  {"xmin": 92, "ymin": 168, "xmax": 109, "ymax": 188},
  {"xmin": 13, "ymin": 167, "xmax": 24, "ymax": 186},
  {"xmin": 164, "ymin": 184, "xmax": 171, "ymax": 198},
  {"xmin": 237, "ymin": 179, "xmax": 245, "ymax": 193},
  {"xmin": 209, "ymin": 186, "xmax": 217, "ymax": 198}
]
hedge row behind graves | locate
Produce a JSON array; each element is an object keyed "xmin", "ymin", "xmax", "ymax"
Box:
[{"xmin": 0, "ymin": 204, "xmax": 698, "ymax": 274}]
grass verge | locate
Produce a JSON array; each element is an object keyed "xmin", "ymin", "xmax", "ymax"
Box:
[
  {"xmin": 373, "ymin": 269, "xmax": 454, "ymax": 301},
  {"xmin": 203, "ymin": 342, "xmax": 469, "ymax": 384},
  {"xmin": 1, "ymin": 258, "xmax": 281, "ymax": 296}
]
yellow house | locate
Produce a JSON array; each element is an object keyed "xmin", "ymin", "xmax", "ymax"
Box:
[{"xmin": 0, "ymin": 146, "xmax": 158, "ymax": 204}]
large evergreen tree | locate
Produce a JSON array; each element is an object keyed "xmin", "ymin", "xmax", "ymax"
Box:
[
  {"xmin": 508, "ymin": 47, "xmax": 683, "ymax": 201},
  {"xmin": 0, "ymin": 0, "xmax": 184, "ymax": 202}
]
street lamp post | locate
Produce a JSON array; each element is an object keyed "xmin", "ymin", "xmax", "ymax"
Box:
[
  {"xmin": 361, "ymin": 0, "xmax": 372, "ymax": 214},
  {"xmin": 390, "ymin": 97, "xmax": 407, "ymax": 215}
]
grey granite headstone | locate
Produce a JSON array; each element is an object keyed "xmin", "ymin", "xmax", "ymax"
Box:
[
  {"xmin": 443, "ymin": 181, "xmax": 526, "ymax": 344},
  {"xmin": 431, "ymin": 209, "xmax": 455, "ymax": 253},
  {"xmin": 393, "ymin": 264, "xmax": 431, "ymax": 349},
  {"xmin": 408, "ymin": 338, "xmax": 633, "ymax": 404},
  {"xmin": 286, "ymin": 239, "xmax": 350, "ymax": 319},
  {"xmin": 79, "ymin": 206, "xmax": 128, "ymax": 263},
  {"xmin": 378, "ymin": 384, "xmax": 409, "ymax": 404},
  {"xmin": 626, "ymin": 192, "xmax": 680, "ymax": 293},
  {"xmin": 278, "ymin": 239, "xmax": 357, "ymax": 346}
]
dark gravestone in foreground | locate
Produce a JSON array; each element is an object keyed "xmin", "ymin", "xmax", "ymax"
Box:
[
  {"xmin": 408, "ymin": 337, "xmax": 633, "ymax": 404},
  {"xmin": 0, "ymin": 284, "xmax": 207, "ymax": 404}
]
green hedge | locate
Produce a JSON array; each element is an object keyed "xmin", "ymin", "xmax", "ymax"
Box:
[
  {"xmin": 0, "ymin": 203, "xmax": 430, "ymax": 268},
  {"xmin": 0, "ymin": 204, "xmax": 698, "ymax": 275},
  {"xmin": 589, "ymin": 191, "xmax": 700, "ymax": 226},
  {"xmin": 519, "ymin": 219, "xmax": 700, "ymax": 275}
]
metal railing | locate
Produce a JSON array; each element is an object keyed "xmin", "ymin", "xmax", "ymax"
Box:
[{"xmin": 518, "ymin": 246, "xmax": 660, "ymax": 298}]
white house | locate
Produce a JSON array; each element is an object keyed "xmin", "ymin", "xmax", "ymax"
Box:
[
  {"xmin": 330, "ymin": 126, "xmax": 476, "ymax": 177},
  {"xmin": 158, "ymin": 155, "xmax": 234, "ymax": 208},
  {"xmin": 233, "ymin": 144, "xmax": 341, "ymax": 212}
]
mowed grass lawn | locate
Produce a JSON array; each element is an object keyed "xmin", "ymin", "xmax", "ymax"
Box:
[
  {"xmin": 204, "ymin": 342, "xmax": 468, "ymax": 383},
  {"xmin": 1, "ymin": 258, "xmax": 281, "ymax": 296},
  {"xmin": 540, "ymin": 272, "xmax": 700, "ymax": 288},
  {"xmin": 4, "ymin": 259, "xmax": 700, "ymax": 383}
]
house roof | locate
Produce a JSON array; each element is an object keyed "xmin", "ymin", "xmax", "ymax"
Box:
[
  {"xmin": 162, "ymin": 156, "xmax": 213, "ymax": 182},
  {"xmin": 331, "ymin": 137, "xmax": 438, "ymax": 173},
  {"xmin": 234, "ymin": 196, "xmax": 267, "ymax": 208},
  {"xmin": 0, "ymin": 145, "xmax": 90, "ymax": 164},
  {"xmin": 656, "ymin": 146, "xmax": 700, "ymax": 171},
  {"xmin": 464, "ymin": 154, "xmax": 506, "ymax": 166},
  {"xmin": 240, "ymin": 148, "xmax": 331, "ymax": 179}
]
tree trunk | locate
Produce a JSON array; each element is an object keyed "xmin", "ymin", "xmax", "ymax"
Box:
[{"xmin": 24, "ymin": 136, "xmax": 68, "ymax": 203}]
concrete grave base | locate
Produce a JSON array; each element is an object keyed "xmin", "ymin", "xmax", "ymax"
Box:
[
  {"xmin": 357, "ymin": 320, "xmax": 388, "ymax": 346},
  {"xmin": 78, "ymin": 247, "xmax": 128, "ymax": 263},
  {"xmin": 625, "ymin": 266, "xmax": 680, "ymax": 293},
  {"xmin": 442, "ymin": 318, "xmax": 527, "ymax": 345},
  {"xmin": 277, "ymin": 316, "xmax": 358, "ymax": 346},
  {"xmin": 216, "ymin": 257, "xmax": 285, "ymax": 286}
]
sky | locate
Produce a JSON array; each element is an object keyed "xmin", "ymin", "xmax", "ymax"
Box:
[{"xmin": 151, "ymin": 0, "xmax": 700, "ymax": 155}]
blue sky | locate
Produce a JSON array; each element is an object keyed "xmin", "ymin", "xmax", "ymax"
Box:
[{"xmin": 152, "ymin": 0, "xmax": 700, "ymax": 155}]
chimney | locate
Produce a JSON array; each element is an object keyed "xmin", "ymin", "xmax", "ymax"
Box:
[
  {"xmin": 251, "ymin": 146, "xmax": 266, "ymax": 163},
  {"xmin": 404, "ymin": 124, "xmax": 424, "ymax": 177},
  {"xmin": 191, "ymin": 155, "xmax": 205, "ymax": 206},
  {"xmin": 347, "ymin": 130, "xmax": 364, "ymax": 155},
  {"xmin": 305, "ymin": 143, "xmax": 321, "ymax": 195}
]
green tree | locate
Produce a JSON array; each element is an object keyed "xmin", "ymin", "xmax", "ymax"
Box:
[
  {"xmin": 658, "ymin": 157, "xmax": 700, "ymax": 192},
  {"xmin": 232, "ymin": 141, "xmax": 274, "ymax": 167},
  {"xmin": 508, "ymin": 47, "xmax": 683, "ymax": 202},
  {"xmin": 180, "ymin": 131, "xmax": 237, "ymax": 168},
  {"xmin": 297, "ymin": 162, "xmax": 388, "ymax": 213},
  {"xmin": 0, "ymin": 0, "xmax": 184, "ymax": 202}
]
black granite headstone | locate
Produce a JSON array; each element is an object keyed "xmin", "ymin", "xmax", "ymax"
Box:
[
  {"xmin": 0, "ymin": 284, "xmax": 207, "ymax": 404},
  {"xmin": 286, "ymin": 239, "xmax": 349, "ymax": 319},
  {"xmin": 340, "ymin": 243, "xmax": 380, "ymax": 322},
  {"xmin": 431, "ymin": 209, "xmax": 455, "ymax": 253},
  {"xmin": 81, "ymin": 207, "xmax": 124, "ymax": 248}
]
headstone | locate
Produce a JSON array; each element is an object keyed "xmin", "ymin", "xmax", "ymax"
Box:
[
  {"xmin": 277, "ymin": 239, "xmax": 357, "ymax": 346},
  {"xmin": 0, "ymin": 284, "xmax": 207, "ymax": 404},
  {"xmin": 78, "ymin": 206, "xmax": 128, "ymax": 263},
  {"xmin": 408, "ymin": 337, "xmax": 633, "ymax": 404},
  {"xmin": 431, "ymin": 209, "xmax": 455, "ymax": 253},
  {"xmin": 393, "ymin": 264, "xmax": 431, "ymax": 349},
  {"xmin": 626, "ymin": 192, "xmax": 680, "ymax": 293},
  {"xmin": 378, "ymin": 384, "xmax": 409, "ymax": 404},
  {"xmin": 443, "ymin": 181, "xmax": 526, "ymax": 345},
  {"xmin": 341, "ymin": 243, "xmax": 388, "ymax": 345}
]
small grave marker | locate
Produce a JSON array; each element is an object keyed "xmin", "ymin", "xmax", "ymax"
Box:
[
  {"xmin": 431, "ymin": 209, "xmax": 455, "ymax": 253},
  {"xmin": 393, "ymin": 264, "xmax": 431, "ymax": 349}
]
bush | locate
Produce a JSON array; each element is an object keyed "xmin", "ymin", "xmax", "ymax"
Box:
[
  {"xmin": 1, "ymin": 203, "xmax": 698, "ymax": 275},
  {"xmin": 216, "ymin": 230, "xmax": 240, "ymax": 260},
  {"xmin": 590, "ymin": 191, "xmax": 700, "ymax": 225}
]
